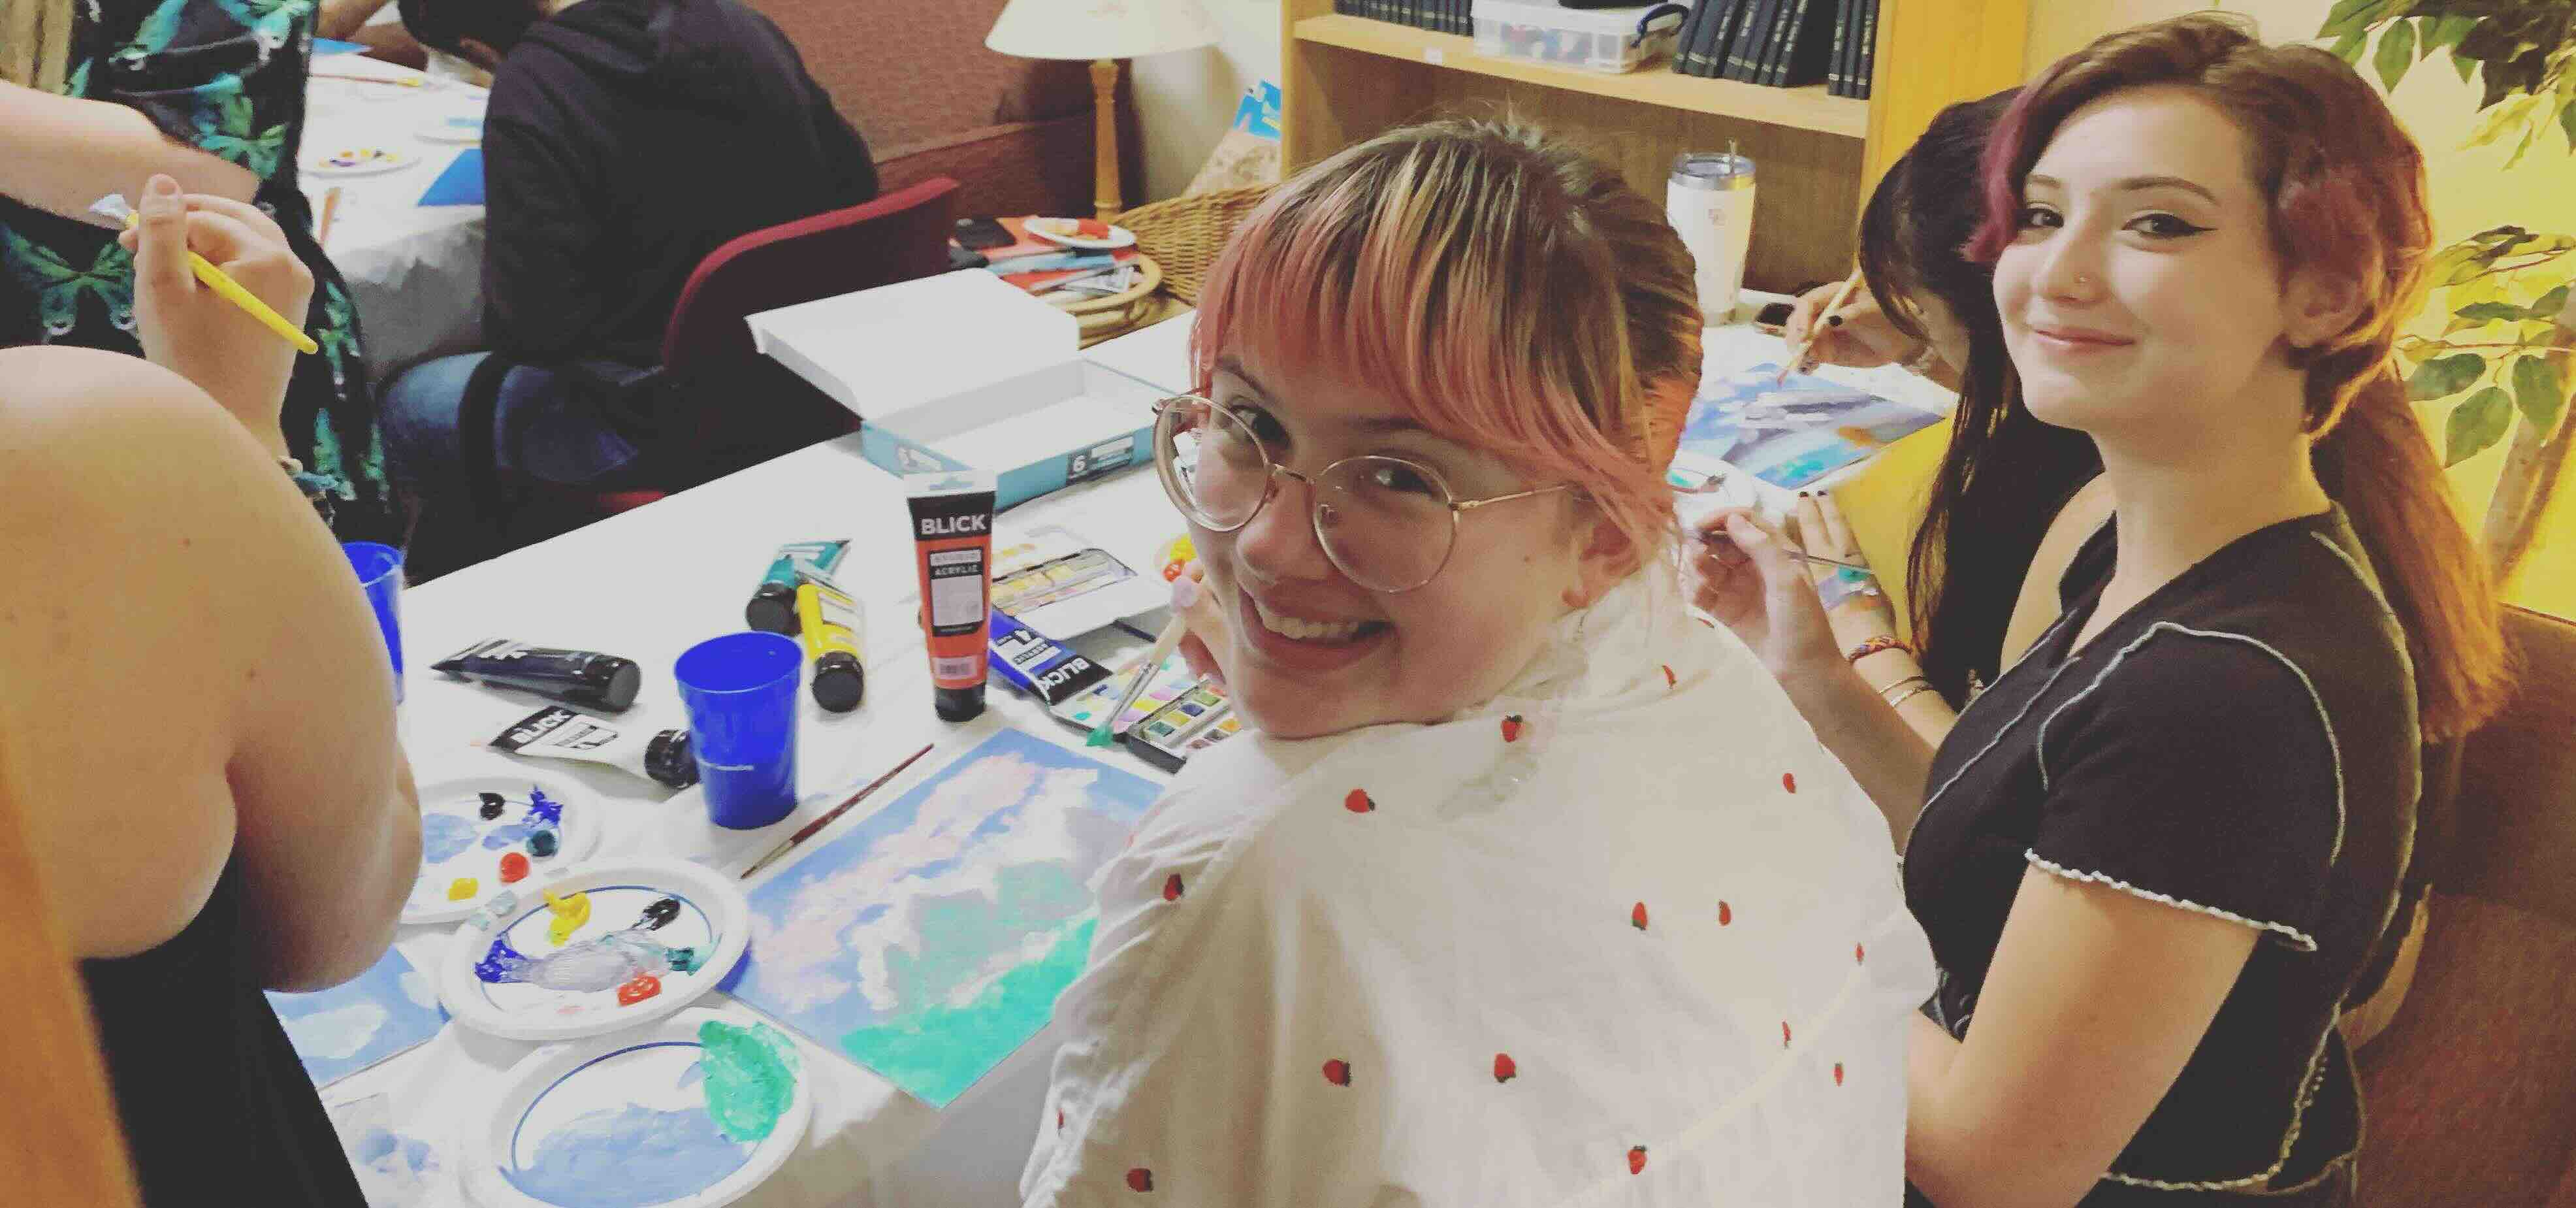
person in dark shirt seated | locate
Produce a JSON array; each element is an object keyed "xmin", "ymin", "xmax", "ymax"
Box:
[{"xmin": 381, "ymin": 0, "xmax": 878, "ymax": 521}]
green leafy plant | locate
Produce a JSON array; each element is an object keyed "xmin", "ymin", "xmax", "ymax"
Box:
[{"xmin": 2324, "ymin": 1, "xmax": 2576, "ymax": 580}]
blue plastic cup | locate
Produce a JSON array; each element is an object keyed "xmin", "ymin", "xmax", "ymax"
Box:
[
  {"xmin": 673, "ymin": 631, "xmax": 803, "ymax": 829},
  {"xmin": 342, "ymin": 542, "xmax": 404, "ymax": 704}
]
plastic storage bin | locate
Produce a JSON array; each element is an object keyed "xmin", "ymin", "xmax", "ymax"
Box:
[{"xmin": 1470, "ymin": 1, "xmax": 1687, "ymax": 74}]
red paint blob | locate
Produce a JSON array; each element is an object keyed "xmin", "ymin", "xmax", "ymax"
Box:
[
  {"xmin": 498, "ymin": 852, "xmax": 531, "ymax": 884},
  {"xmin": 1628, "ymin": 1146, "xmax": 1649, "ymax": 1175},
  {"xmin": 1494, "ymin": 1053, "xmax": 1517, "ymax": 1083},
  {"xmin": 1162, "ymin": 873, "xmax": 1183, "ymax": 902},
  {"xmin": 616, "ymin": 975, "xmax": 661, "ymax": 1005},
  {"xmin": 1127, "ymin": 1167, "xmax": 1153, "ymax": 1192},
  {"xmin": 1322, "ymin": 1058, "xmax": 1351, "ymax": 1086},
  {"xmin": 1344, "ymin": 789, "xmax": 1374, "ymax": 813}
]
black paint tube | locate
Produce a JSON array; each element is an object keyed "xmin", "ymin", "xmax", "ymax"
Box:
[{"xmin": 432, "ymin": 639, "xmax": 642, "ymax": 712}]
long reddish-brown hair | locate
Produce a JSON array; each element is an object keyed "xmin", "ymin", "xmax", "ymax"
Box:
[{"xmin": 1965, "ymin": 13, "xmax": 2508, "ymax": 739}]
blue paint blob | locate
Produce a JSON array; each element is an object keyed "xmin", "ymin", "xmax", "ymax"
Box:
[
  {"xmin": 475, "ymin": 936, "xmax": 528, "ymax": 985},
  {"xmin": 421, "ymin": 813, "xmax": 477, "ymax": 864},
  {"xmin": 675, "ymin": 1062, "xmax": 707, "ymax": 1091},
  {"xmin": 499, "ymin": 1103, "xmax": 752, "ymax": 1208},
  {"xmin": 525, "ymin": 787, "xmax": 564, "ymax": 827},
  {"xmin": 482, "ymin": 823, "xmax": 536, "ymax": 851}
]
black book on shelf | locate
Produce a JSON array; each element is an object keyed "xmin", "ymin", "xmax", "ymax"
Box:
[
  {"xmin": 1775, "ymin": 0, "xmax": 1838, "ymax": 87},
  {"xmin": 1824, "ymin": 0, "xmax": 1852, "ymax": 93},
  {"xmin": 1723, "ymin": 0, "xmax": 1780, "ymax": 80},
  {"xmin": 1699, "ymin": 0, "xmax": 1750, "ymax": 78},
  {"xmin": 1755, "ymin": 0, "xmax": 1799, "ymax": 86},
  {"xmin": 1842, "ymin": 0, "xmax": 1868, "ymax": 95},
  {"xmin": 1857, "ymin": 0, "xmax": 1877, "ymax": 98},
  {"xmin": 1670, "ymin": 0, "xmax": 1710, "ymax": 76}
]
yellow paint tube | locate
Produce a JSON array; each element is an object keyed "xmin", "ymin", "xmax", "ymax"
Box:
[{"xmin": 796, "ymin": 581, "xmax": 865, "ymax": 712}]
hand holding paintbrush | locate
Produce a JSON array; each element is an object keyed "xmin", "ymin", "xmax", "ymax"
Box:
[
  {"xmin": 110, "ymin": 175, "xmax": 316, "ymax": 455},
  {"xmin": 1777, "ymin": 270, "xmax": 1863, "ymax": 383}
]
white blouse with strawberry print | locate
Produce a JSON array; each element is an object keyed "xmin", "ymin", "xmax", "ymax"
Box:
[{"xmin": 1020, "ymin": 575, "xmax": 1937, "ymax": 1206}]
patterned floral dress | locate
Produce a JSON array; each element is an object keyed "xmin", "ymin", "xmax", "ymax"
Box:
[{"xmin": 1, "ymin": 0, "xmax": 397, "ymax": 541}]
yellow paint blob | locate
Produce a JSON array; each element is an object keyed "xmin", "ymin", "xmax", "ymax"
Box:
[
  {"xmin": 543, "ymin": 889, "xmax": 591, "ymax": 946},
  {"xmin": 447, "ymin": 877, "xmax": 479, "ymax": 901}
]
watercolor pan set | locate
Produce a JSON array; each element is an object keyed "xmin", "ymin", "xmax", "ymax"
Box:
[
  {"xmin": 1046, "ymin": 655, "xmax": 1243, "ymax": 771},
  {"xmin": 1121, "ymin": 683, "xmax": 1242, "ymax": 773}
]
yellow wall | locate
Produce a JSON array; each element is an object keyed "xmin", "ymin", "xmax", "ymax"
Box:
[{"xmin": 2023, "ymin": 1, "xmax": 2575, "ymax": 619}]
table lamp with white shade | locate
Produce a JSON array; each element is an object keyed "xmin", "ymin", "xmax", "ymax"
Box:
[{"xmin": 986, "ymin": 0, "xmax": 1221, "ymax": 221}]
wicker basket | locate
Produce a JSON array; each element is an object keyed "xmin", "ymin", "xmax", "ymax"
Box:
[{"xmin": 1113, "ymin": 186, "xmax": 1274, "ymax": 306}]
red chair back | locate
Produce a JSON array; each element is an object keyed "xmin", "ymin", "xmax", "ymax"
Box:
[{"xmin": 656, "ymin": 175, "xmax": 963, "ymax": 480}]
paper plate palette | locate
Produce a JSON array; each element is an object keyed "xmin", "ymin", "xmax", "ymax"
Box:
[
  {"xmin": 438, "ymin": 859, "xmax": 749, "ymax": 1041},
  {"xmin": 407, "ymin": 774, "xmax": 601, "ymax": 925},
  {"xmin": 306, "ymin": 146, "xmax": 417, "ymax": 176},
  {"xmin": 1025, "ymin": 217, "xmax": 1135, "ymax": 250},
  {"xmin": 468, "ymin": 1008, "xmax": 811, "ymax": 1208}
]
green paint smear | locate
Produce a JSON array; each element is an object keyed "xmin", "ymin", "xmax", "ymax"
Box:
[
  {"xmin": 839, "ymin": 917, "xmax": 1096, "ymax": 1107},
  {"xmin": 697, "ymin": 1020, "xmax": 800, "ymax": 1143}
]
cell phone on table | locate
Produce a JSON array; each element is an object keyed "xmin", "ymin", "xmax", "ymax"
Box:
[
  {"xmin": 1752, "ymin": 300, "xmax": 1796, "ymax": 335},
  {"xmin": 954, "ymin": 217, "xmax": 1013, "ymax": 250}
]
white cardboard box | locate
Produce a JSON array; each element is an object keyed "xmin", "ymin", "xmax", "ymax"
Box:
[{"xmin": 746, "ymin": 271, "xmax": 1167, "ymax": 511}]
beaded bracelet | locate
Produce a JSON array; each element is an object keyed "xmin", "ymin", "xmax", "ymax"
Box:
[{"xmin": 1844, "ymin": 635, "xmax": 1910, "ymax": 663}]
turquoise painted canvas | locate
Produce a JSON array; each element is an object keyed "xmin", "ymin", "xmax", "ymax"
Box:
[{"xmin": 730, "ymin": 728, "xmax": 1159, "ymax": 1107}]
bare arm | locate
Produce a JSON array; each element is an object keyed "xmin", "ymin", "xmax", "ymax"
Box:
[
  {"xmin": 315, "ymin": 0, "xmax": 398, "ymax": 41},
  {"xmin": 1906, "ymin": 869, "xmax": 2259, "ymax": 1207},
  {"xmin": 0, "ymin": 82, "xmax": 258, "ymax": 221},
  {"xmin": 0, "ymin": 348, "xmax": 417, "ymax": 991}
]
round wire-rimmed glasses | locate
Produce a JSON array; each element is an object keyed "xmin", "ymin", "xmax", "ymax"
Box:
[{"xmin": 1151, "ymin": 394, "xmax": 1577, "ymax": 593}]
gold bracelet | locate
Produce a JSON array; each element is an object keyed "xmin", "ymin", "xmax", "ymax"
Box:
[{"xmin": 1884, "ymin": 683, "xmax": 1939, "ymax": 711}]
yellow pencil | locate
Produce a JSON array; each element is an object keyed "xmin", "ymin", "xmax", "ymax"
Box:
[{"xmin": 120, "ymin": 209, "xmax": 321, "ymax": 355}]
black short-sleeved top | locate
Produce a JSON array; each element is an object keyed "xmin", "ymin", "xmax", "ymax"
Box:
[
  {"xmin": 80, "ymin": 854, "xmax": 366, "ymax": 1205},
  {"xmin": 1903, "ymin": 508, "xmax": 2415, "ymax": 1204}
]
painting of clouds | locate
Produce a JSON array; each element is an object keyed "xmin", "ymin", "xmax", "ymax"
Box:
[
  {"xmin": 730, "ymin": 728, "xmax": 1158, "ymax": 1106},
  {"xmin": 268, "ymin": 947, "xmax": 447, "ymax": 1088}
]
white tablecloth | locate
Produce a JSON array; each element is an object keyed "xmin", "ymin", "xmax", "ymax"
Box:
[
  {"xmin": 323, "ymin": 308, "xmax": 1954, "ymax": 1207},
  {"xmin": 302, "ymin": 57, "xmax": 489, "ymax": 384},
  {"xmin": 342, "ymin": 433, "xmax": 1181, "ymax": 1208}
]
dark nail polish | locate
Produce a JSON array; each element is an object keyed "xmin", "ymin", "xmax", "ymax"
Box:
[{"xmin": 1826, "ymin": 314, "xmax": 1844, "ymax": 327}]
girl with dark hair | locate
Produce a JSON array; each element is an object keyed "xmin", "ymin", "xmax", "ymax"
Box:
[{"xmin": 1694, "ymin": 13, "xmax": 2507, "ymax": 1205}]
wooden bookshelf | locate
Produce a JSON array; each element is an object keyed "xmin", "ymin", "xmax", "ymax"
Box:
[
  {"xmin": 1295, "ymin": 15, "xmax": 1867, "ymax": 138},
  {"xmin": 1281, "ymin": 0, "xmax": 2028, "ymax": 294}
]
